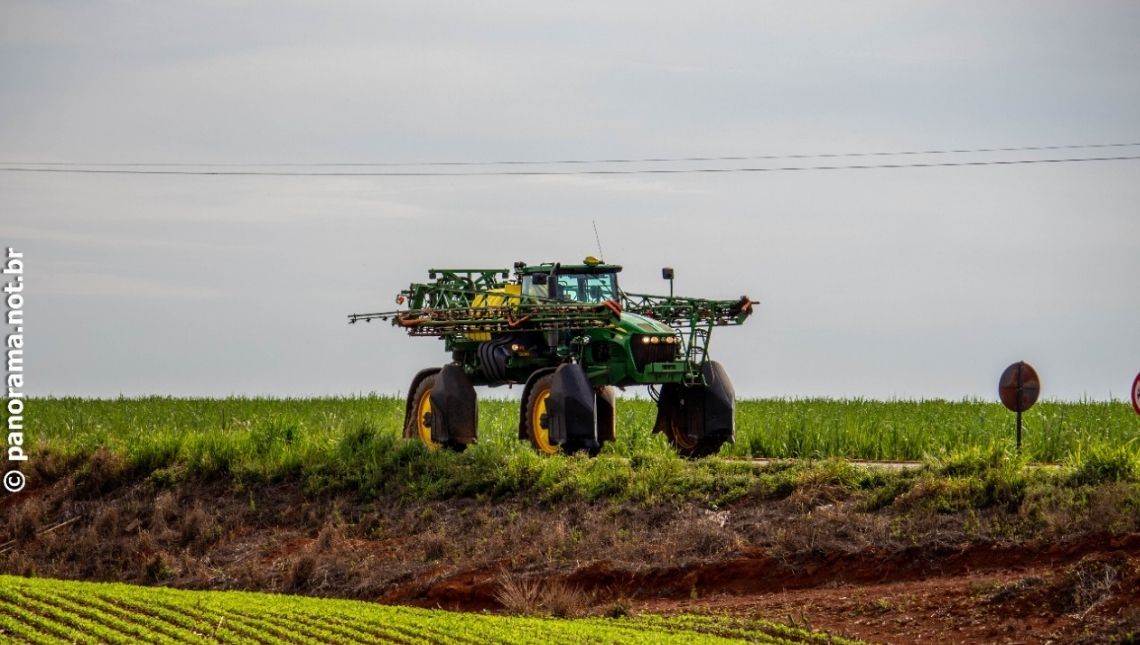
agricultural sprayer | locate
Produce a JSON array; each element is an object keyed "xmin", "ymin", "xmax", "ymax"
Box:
[{"xmin": 349, "ymin": 257, "xmax": 755, "ymax": 457}]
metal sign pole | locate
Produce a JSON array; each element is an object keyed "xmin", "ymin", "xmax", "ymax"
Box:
[
  {"xmin": 1016, "ymin": 362, "xmax": 1023, "ymax": 452},
  {"xmin": 1016, "ymin": 409, "xmax": 1022, "ymax": 452},
  {"xmin": 999, "ymin": 361, "xmax": 1039, "ymax": 454}
]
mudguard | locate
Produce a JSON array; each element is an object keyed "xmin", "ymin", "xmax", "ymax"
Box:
[
  {"xmin": 429, "ymin": 364, "xmax": 478, "ymax": 445},
  {"xmin": 547, "ymin": 363, "xmax": 597, "ymax": 448},
  {"xmin": 596, "ymin": 386, "xmax": 616, "ymax": 444},
  {"xmin": 696, "ymin": 360, "xmax": 735, "ymax": 443}
]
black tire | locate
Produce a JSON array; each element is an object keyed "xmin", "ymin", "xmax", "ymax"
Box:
[
  {"xmin": 524, "ymin": 374, "xmax": 559, "ymax": 455},
  {"xmin": 656, "ymin": 385, "xmax": 728, "ymax": 459},
  {"xmin": 405, "ymin": 374, "xmax": 466, "ymax": 452},
  {"xmin": 523, "ymin": 373, "xmax": 598, "ymax": 456}
]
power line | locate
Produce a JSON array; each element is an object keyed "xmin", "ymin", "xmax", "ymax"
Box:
[
  {"xmin": 2, "ymin": 140, "xmax": 1139, "ymax": 168},
  {"xmin": 0, "ymin": 155, "xmax": 1138, "ymax": 177}
]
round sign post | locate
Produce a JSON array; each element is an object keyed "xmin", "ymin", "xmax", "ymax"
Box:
[
  {"xmin": 998, "ymin": 361, "xmax": 1040, "ymax": 452},
  {"xmin": 1132, "ymin": 372, "xmax": 1140, "ymax": 417}
]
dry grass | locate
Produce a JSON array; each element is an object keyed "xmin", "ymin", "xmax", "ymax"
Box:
[
  {"xmin": 603, "ymin": 596, "xmax": 635, "ymax": 618},
  {"xmin": 288, "ymin": 555, "xmax": 317, "ymax": 592},
  {"xmin": 150, "ymin": 491, "xmax": 178, "ymax": 533},
  {"xmin": 657, "ymin": 508, "xmax": 739, "ymax": 559},
  {"xmin": 1059, "ymin": 555, "xmax": 1124, "ymax": 615},
  {"xmin": 179, "ymin": 503, "xmax": 213, "ymax": 548},
  {"xmin": 494, "ymin": 571, "xmax": 590, "ymax": 617},
  {"xmin": 981, "ymin": 552, "xmax": 1139, "ymax": 644},
  {"xmin": 316, "ymin": 520, "xmax": 343, "ymax": 551},
  {"xmin": 541, "ymin": 581, "xmax": 589, "ymax": 618},
  {"xmin": 494, "ymin": 572, "xmax": 543, "ymax": 614},
  {"xmin": 985, "ymin": 575, "xmax": 1045, "ymax": 604},
  {"xmin": 9, "ymin": 494, "xmax": 45, "ymax": 540},
  {"xmin": 73, "ymin": 448, "xmax": 129, "ymax": 498},
  {"xmin": 420, "ymin": 534, "xmax": 447, "ymax": 562}
]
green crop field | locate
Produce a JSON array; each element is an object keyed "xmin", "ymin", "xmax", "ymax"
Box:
[
  {"xmin": 26, "ymin": 395, "xmax": 1139, "ymax": 461},
  {"xmin": 0, "ymin": 575, "xmax": 859, "ymax": 644},
  {"xmin": 18, "ymin": 396, "xmax": 1140, "ymax": 504}
]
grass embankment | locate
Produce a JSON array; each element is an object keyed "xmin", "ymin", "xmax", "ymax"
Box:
[
  {"xmin": 19, "ymin": 396, "xmax": 1139, "ymax": 507},
  {"xmin": 4, "ymin": 398, "xmax": 1139, "ymax": 641},
  {"xmin": 0, "ymin": 575, "xmax": 860, "ymax": 645}
]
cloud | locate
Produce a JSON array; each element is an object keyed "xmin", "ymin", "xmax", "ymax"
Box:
[
  {"xmin": 2, "ymin": 1, "xmax": 1138, "ymax": 398},
  {"xmin": 36, "ymin": 270, "xmax": 225, "ymax": 300}
]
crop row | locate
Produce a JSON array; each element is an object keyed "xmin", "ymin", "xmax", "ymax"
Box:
[{"xmin": 0, "ymin": 575, "xmax": 857, "ymax": 644}]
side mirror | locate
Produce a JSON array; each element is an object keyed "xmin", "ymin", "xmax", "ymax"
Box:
[
  {"xmin": 661, "ymin": 267, "xmax": 674, "ymax": 280},
  {"xmin": 532, "ymin": 274, "xmax": 548, "ymax": 286}
]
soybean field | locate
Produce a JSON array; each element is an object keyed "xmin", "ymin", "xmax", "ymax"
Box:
[{"xmin": 0, "ymin": 575, "xmax": 859, "ymax": 645}]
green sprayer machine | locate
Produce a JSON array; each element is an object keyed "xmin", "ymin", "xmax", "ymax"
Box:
[{"xmin": 349, "ymin": 257, "xmax": 755, "ymax": 457}]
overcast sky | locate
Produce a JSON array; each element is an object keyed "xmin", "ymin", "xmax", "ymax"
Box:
[{"xmin": 2, "ymin": 1, "xmax": 1138, "ymax": 401}]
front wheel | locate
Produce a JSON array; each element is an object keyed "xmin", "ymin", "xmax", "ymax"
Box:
[
  {"xmin": 524, "ymin": 374, "xmax": 560, "ymax": 455},
  {"xmin": 523, "ymin": 372, "xmax": 600, "ymax": 456}
]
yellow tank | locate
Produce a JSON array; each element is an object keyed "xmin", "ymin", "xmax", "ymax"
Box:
[{"xmin": 469, "ymin": 283, "xmax": 522, "ymax": 341}]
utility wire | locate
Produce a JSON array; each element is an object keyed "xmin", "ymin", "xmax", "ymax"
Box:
[
  {"xmin": 2, "ymin": 141, "xmax": 1140, "ymax": 168},
  {"xmin": 0, "ymin": 155, "xmax": 1138, "ymax": 177}
]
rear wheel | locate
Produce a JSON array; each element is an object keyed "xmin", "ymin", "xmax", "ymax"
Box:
[
  {"xmin": 406, "ymin": 374, "xmax": 466, "ymax": 452},
  {"xmin": 656, "ymin": 384, "xmax": 728, "ymax": 458},
  {"xmin": 664, "ymin": 417, "xmax": 723, "ymax": 458},
  {"xmin": 409, "ymin": 374, "xmax": 439, "ymax": 450}
]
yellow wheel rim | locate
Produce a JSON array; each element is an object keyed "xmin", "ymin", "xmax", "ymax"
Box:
[
  {"xmin": 530, "ymin": 389, "xmax": 559, "ymax": 455},
  {"xmin": 415, "ymin": 387, "xmax": 440, "ymax": 451},
  {"xmin": 671, "ymin": 418, "xmax": 697, "ymax": 451}
]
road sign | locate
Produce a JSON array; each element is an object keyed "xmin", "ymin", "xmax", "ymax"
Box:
[
  {"xmin": 1132, "ymin": 372, "xmax": 1140, "ymax": 416},
  {"xmin": 999, "ymin": 361, "xmax": 1040, "ymax": 451},
  {"xmin": 999, "ymin": 362, "xmax": 1040, "ymax": 412}
]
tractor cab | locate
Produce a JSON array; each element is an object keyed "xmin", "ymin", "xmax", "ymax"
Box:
[{"xmin": 515, "ymin": 257, "xmax": 623, "ymax": 303}]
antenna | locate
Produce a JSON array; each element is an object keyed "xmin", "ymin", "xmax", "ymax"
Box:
[{"xmin": 592, "ymin": 220, "xmax": 605, "ymax": 262}]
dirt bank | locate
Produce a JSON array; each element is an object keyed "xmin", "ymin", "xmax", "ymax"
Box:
[{"xmin": 2, "ymin": 469, "xmax": 1138, "ymax": 643}]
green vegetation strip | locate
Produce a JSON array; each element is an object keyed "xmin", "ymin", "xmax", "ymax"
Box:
[
  {"xmin": 0, "ymin": 576, "xmax": 859, "ymax": 645},
  {"xmin": 16, "ymin": 396, "xmax": 1140, "ymax": 505}
]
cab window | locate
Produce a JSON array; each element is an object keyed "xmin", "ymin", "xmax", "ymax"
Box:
[
  {"xmin": 553, "ymin": 273, "xmax": 617, "ymax": 303},
  {"xmin": 521, "ymin": 275, "xmax": 549, "ymax": 300}
]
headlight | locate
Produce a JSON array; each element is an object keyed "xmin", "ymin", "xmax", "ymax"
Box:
[
  {"xmin": 650, "ymin": 336, "xmax": 660, "ymax": 344},
  {"xmin": 641, "ymin": 336, "xmax": 651, "ymax": 344}
]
